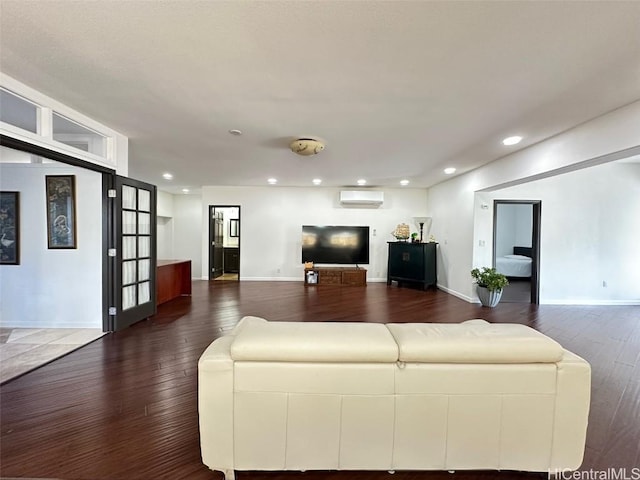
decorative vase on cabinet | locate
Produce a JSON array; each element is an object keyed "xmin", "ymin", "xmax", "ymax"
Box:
[{"xmin": 387, "ymin": 242, "xmax": 437, "ymax": 290}]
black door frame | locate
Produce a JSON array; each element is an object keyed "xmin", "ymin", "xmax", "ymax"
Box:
[
  {"xmin": 208, "ymin": 204, "xmax": 241, "ymax": 281},
  {"xmin": 492, "ymin": 199, "xmax": 542, "ymax": 304},
  {"xmin": 1, "ymin": 135, "xmax": 116, "ymax": 331}
]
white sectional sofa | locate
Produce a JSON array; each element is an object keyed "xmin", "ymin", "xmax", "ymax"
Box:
[{"xmin": 198, "ymin": 317, "xmax": 590, "ymax": 480}]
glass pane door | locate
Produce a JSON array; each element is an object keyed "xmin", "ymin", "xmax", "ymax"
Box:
[{"xmin": 114, "ymin": 176, "xmax": 156, "ymax": 330}]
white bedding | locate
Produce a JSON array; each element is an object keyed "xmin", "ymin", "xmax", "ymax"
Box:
[{"xmin": 496, "ymin": 254, "xmax": 532, "ymax": 277}]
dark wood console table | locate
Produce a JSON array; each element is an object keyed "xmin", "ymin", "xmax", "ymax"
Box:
[
  {"xmin": 157, "ymin": 260, "xmax": 192, "ymax": 305},
  {"xmin": 304, "ymin": 266, "xmax": 367, "ymax": 286}
]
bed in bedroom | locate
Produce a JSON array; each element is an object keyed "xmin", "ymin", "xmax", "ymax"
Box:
[{"xmin": 495, "ymin": 246, "xmax": 532, "ymax": 278}]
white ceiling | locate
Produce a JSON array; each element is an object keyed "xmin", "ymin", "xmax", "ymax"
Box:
[{"xmin": 1, "ymin": 1, "xmax": 639, "ymax": 194}]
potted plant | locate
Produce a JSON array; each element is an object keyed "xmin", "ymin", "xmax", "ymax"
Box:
[
  {"xmin": 411, "ymin": 232, "xmax": 419, "ymax": 243},
  {"xmin": 471, "ymin": 267, "xmax": 509, "ymax": 307}
]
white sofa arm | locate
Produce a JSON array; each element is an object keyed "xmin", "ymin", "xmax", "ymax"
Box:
[
  {"xmin": 551, "ymin": 350, "xmax": 591, "ymax": 470},
  {"xmin": 198, "ymin": 335, "xmax": 235, "ymax": 478}
]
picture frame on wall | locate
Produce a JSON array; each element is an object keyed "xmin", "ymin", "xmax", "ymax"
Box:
[
  {"xmin": 45, "ymin": 175, "xmax": 77, "ymax": 249},
  {"xmin": 0, "ymin": 191, "xmax": 20, "ymax": 265}
]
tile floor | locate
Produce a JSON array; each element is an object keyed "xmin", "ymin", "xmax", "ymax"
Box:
[
  {"xmin": 0, "ymin": 327, "xmax": 105, "ymax": 384},
  {"xmin": 214, "ymin": 273, "xmax": 239, "ymax": 281}
]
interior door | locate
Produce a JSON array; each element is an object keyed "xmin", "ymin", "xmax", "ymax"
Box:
[
  {"xmin": 210, "ymin": 210, "xmax": 224, "ymax": 279},
  {"xmin": 492, "ymin": 200, "xmax": 541, "ymax": 304},
  {"xmin": 112, "ymin": 175, "xmax": 157, "ymax": 330}
]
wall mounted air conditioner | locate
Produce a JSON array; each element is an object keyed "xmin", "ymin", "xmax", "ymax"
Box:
[{"xmin": 339, "ymin": 190, "xmax": 384, "ymax": 206}]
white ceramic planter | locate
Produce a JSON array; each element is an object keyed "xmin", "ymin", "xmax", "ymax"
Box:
[{"xmin": 477, "ymin": 286, "xmax": 503, "ymax": 307}]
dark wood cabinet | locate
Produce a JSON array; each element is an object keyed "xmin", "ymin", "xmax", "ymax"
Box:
[
  {"xmin": 304, "ymin": 267, "xmax": 367, "ymax": 286},
  {"xmin": 223, "ymin": 247, "xmax": 239, "ymax": 273},
  {"xmin": 157, "ymin": 260, "xmax": 192, "ymax": 305},
  {"xmin": 387, "ymin": 242, "xmax": 437, "ymax": 290}
]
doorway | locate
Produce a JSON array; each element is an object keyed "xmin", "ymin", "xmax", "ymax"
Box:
[
  {"xmin": 493, "ymin": 200, "xmax": 541, "ymax": 304},
  {"xmin": 208, "ymin": 205, "xmax": 240, "ymax": 281}
]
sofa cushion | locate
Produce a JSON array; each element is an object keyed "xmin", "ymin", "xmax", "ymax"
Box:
[
  {"xmin": 387, "ymin": 320, "xmax": 564, "ymax": 363},
  {"xmin": 230, "ymin": 320, "xmax": 398, "ymax": 362}
]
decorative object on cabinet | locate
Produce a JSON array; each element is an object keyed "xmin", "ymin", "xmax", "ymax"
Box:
[
  {"xmin": 0, "ymin": 191, "xmax": 19, "ymax": 265},
  {"xmin": 387, "ymin": 242, "xmax": 437, "ymax": 290},
  {"xmin": 413, "ymin": 216, "xmax": 431, "ymax": 243},
  {"xmin": 45, "ymin": 175, "xmax": 76, "ymax": 249},
  {"xmin": 392, "ymin": 223, "xmax": 410, "ymax": 241},
  {"xmin": 471, "ymin": 267, "xmax": 509, "ymax": 307}
]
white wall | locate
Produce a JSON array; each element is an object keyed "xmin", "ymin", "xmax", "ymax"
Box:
[
  {"xmin": 200, "ymin": 187, "xmax": 428, "ymax": 281},
  {"xmin": 157, "ymin": 216, "xmax": 173, "ymax": 259},
  {"xmin": 173, "ymin": 194, "xmax": 203, "ymax": 279},
  {"xmin": 0, "ymin": 161, "xmax": 103, "ymax": 327},
  {"xmin": 429, "ymin": 100, "xmax": 640, "ymax": 304},
  {"xmin": 495, "ymin": 204, "xmax": 532, "ymax": 257},
  {"xmin": 491, "ymin": 162, "xmax": 640, "ymax": 304},
  {"xmin": 156, "ymin": 190, "xmax": 174, "ymax": 259}
]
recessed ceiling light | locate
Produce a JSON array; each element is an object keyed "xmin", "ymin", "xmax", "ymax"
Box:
[
  {"xmin": 312, "ymin": 178, "xmax": 322, "ymax": 185},
  {"xmin": 357, "ymin": 179, "xmax": 367, "ymax": 186},
  {"xmin": 229, "ymin": 129, "xmax": 242, "ymax": 136},
  {"xmin": 502, "ymin": 136, "xmax": 522, "ymax": 146},
  {"xmin": 267, "ymin": 178, "xmax": 278, "ymax": 185},
  {"xmin": 182, "ymin": 188, "xmax": 190, "ymax": 194},
  {"xmin": 162, "ymin": 172, "xmax": 173, "ymax": 180},
  {"xmin": 400, "ymin": 179, "xmax": 410, "ymax": 186},
  {"xmin": 444, "ymin": 167, "xmax": 456, "ymax": 175}
]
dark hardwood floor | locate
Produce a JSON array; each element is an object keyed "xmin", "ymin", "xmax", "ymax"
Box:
[{"xmin": 1, "ymin": 281, "xmax": 639, "ymax": 480}]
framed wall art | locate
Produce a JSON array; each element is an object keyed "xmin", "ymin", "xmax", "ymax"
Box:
[
  {"xmin": 45, "ymin": 175, "xmax": 77, "ymax": 249},
  {"xmin": 0, "ymin": 191, "xmax": 19, "ymax": 265}
]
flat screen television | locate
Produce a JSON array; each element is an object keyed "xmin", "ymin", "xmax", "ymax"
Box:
[{"xmin": 302, "ymin": 225, "xmax": 370, "ymax": 265}]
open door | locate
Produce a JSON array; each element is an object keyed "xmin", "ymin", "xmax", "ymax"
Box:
[
  {"xmin": 209, "ymin": 205, "xmax": 240, "ymax": 281},
  {"xmin": 210, "ymin": 209, "xmax": 224, "ymax": 279},
  {"xmin": 493, "ymin": 200, "xmax": 541, "ymax": 304},
  {"xmin": 111, "ymin": 175, "xmax": 157, "ymax": 330}
]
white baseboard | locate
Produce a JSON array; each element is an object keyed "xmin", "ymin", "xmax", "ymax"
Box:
[
  {"xmin": 541, "ymin": 299, "xmax": 640, "ymax": 306},
  {"xmin": 437, "ymin": 284, "xmax": 479, "ymax": 303},
  {"xmin": 239, "ymin": 277, "xmax": 301, "ymax": 282}
]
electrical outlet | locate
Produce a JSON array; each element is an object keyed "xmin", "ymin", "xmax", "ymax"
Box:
[
  {"xmin": 479, "ymin": 240, "xmax": 485, "ymax": 247},
  {"xmin": 373, "ymin": 229, "xmax": 377, "ymax": 236},
  {"xmin": 602, "ymin": 280, "xmax": 607, "ymax": 287}
]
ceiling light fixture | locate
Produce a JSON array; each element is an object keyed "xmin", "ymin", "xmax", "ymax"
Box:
[
  {"xmin": 229, "ymin": 129, "xmax": 242, "ymax": 136},
  {"xmin": 502, "ymin": 136, "xmax": 522, "ymax": 146},
  {"xmin": 290, "ymin": 138, "xmax": 325, "ymax": 156},
  {"xmin": 400, "ymin": 179, "xmax": 410, "ymax": 186},
  {"xmin": 267, "ymin": 178, "xmax": 278, "ymax": 185},
  {"xmin": 182, "ymin": 188, "xmax": 190, "ymax": 193},
  {"xmin": 357, "ymin": 179, "xmax": 367, "ymax": 186},
  {"xmin": 312, "ymin": 178, "xmax": 322, "ymax": 185},
  {"xmin": 162, "ymin": 172, "xmax": 173, "ymax": 180},
  {"xmin": 444, "ymin": 167, "xmax": 456, "ymax": 175}
]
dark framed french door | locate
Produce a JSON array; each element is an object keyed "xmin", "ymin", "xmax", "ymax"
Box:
[{"xmin": 112, "ymin": 175, "xmax": 157, "ymax": 330}]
